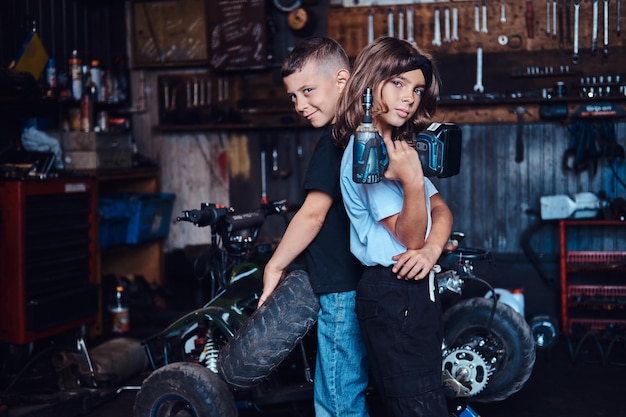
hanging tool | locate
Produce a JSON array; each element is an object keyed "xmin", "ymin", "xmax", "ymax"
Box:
[
  {"xmin": 603, "ymin": 0, "xmax": 610, "ymax": 59},
  {"xmin": 474, "ymin": 44, "xmax": 484, "ymax": 93},
  {"xmin": 452, "ymin": 7, "xmax": 459, "ymax": 41},
  {"xmin": 572, "ymin": 0, "xmax": 581, "ymax": 64},
  {"xmin": 407, "ymin": 7, "xmax": 416, "ymax": 45},
  {"xmin": 444, "ymin": 6, "xmax": 451, "ymax": 43},
  {"xmin": 553, "ymin": 0, "xmax": 558, "ymax": 37},
  {"xmin": 591, "ymin": 0, "xmax": 599, "ymax": 55},
  {"xmin": 475, "ymin": 3, "xmax": 480, "ymax": 33},
  {"xmin": 388, "ymin": 8, "xmax": 394, "ymax": 37},
  {"xmin": 481, "ymin": 0, "xmax": 488, "ymax": 33},
  {"xmin": 433, "ymin": 8, "xmax": 442, "ymax": 46},
  {"xmin": 558, "ymin": 0, "xmax": 565, "ymax": 47},
  {"xmin": 500, "ymin": 2, "xmax": 507, "ymax": 22},
  {"xmin": 526, "ymin": 0, "xmax": 535, "ymax": 38},
  {"xmin": 618, "ymin": 0, "xmax": 622, "ymax": 36},
  {"xmin": 511, "ymin": 106, "xmax": 531, "ymax": 163},
  {"xmin": 398, "ymin": 8, "xmax": 405, "ymax": 40}
]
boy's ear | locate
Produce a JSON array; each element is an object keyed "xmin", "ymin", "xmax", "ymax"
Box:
[{"xmin": 336, "ymin": 69, "xmax": 350, "ymax": 91}]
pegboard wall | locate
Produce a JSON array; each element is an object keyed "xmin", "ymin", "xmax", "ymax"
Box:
[{"xmin": 328, "ymin": 1, "xmax": 625, "ymax": 59}]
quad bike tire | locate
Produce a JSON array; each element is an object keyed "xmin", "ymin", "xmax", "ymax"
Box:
[
  {"xmin": 443, "ymin": 297, "xmax": 536, "ymax": 403},
  {"xmin": 133, "ymin": 362, "xmax": 237, "ymax": 417},
  {"xmin": 218, "ymin": 269, "xmax": 320, "ymax": 389}
]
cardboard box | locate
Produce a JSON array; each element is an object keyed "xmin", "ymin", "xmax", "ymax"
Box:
[
  {"xmin": 64, "ymin": 150, "xmax": 132, "ymax": 170},
  {"xmin": 60, "ymin": 131, "xmax": 132, "ymax": 151},
  {"xmin": 61, "ymin": 132, "xmax": 133, "ymax": 169}
]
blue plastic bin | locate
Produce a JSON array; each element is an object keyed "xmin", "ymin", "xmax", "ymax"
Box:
[
  {"xmin": 99, "ymin": 217, "xmax": 130, "ymax": 249},
  {"xmin": 98, "ymin": 193, "xmax": 176, "ymax": 245}
]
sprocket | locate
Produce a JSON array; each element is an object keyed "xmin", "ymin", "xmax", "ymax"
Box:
[{"xmin": 442, "ymin": 346, "xmax": 493, "ymax": 396}]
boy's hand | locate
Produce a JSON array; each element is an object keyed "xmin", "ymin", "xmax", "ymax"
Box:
[
  {"xmin": 391, "ymin": 245, "xmax": 440, "ymax": 280},
  {"xmin": 258, "ymin": 266, "xmax": 283, "ymax": 307},
  {"xmin": 381, "ymin": 134, "xmax": 423, "ymax": 185}
]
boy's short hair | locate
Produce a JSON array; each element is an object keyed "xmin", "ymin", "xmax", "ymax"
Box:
[{"xmin": 281, "ymin": 37, "xmax": 349, "ymax": 79}]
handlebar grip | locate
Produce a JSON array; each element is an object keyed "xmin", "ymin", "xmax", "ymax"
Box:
[
  {"xmin": 225, "ymin": 211, "xmax": 266, "ymax": 232},
  {"xmin": 178, "ymin": 205, "xmax": 229, "ymax": 227}
]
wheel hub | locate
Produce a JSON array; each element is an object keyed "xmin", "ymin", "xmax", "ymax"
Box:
[{"xmin": 442, "ymin": 346, "xmax": 493, "ymax": 396}]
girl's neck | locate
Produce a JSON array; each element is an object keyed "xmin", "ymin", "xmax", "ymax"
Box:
[{"xmin": 373, "ymin": 120, "xmax": 392, "ymax": 140}]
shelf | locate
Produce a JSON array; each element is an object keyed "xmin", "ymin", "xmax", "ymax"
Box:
[
  {"xmin": 559, "ymin": 220, "xmax": 626, "ymax": 338},
  {"xmin": 85, "ymin": 167, "xmax": 162, "ymax": 337}
]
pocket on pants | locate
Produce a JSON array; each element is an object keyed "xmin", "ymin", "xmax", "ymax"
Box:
[{"xmin": 355, "ymin": 297, "xmax": 378, "ymax": 320}]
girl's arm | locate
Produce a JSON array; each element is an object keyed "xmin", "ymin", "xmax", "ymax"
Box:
[{"xmin": 379, "ymin": 134, "xmax": 428, "ymax": 249}]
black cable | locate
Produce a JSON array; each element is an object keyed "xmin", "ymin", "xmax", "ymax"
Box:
[{"xmin": 462, "ymin": 274, "xmax": 497, "ymax": 336}]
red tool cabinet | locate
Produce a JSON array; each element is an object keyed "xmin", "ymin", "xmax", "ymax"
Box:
[
  {"xmin": 0, "ymin": 178, "xmax": 98, "ymax": 344},
  {"xmin": 559, "ymin": 220, "xmax": 626, "ymax": 338}
]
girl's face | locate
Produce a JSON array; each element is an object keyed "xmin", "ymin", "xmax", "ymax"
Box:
[{"xmin": 374, "ymin": 68, "xmax": 426, "ymax": 138}]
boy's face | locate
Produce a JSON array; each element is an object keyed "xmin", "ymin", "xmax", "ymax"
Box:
[
  {"xmin": 283, "ymin": 62, "xmax": 348, "ymax": 128},
  {"xmin": 375, "ymin": 68, "xmax": 425, "ymax": 136}
]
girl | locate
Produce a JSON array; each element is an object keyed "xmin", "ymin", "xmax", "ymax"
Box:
[{"xmin": 335, "ymin": 37, "xmax": 452, "ymax": 417}]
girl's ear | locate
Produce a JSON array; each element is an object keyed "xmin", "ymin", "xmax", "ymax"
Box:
[{"xmin": 336, "ymin": 69, "xmax": 350, "ymax": 91}]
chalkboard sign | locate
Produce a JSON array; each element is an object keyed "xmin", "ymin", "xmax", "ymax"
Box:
[
  {"xmin": 208, "ymin": 0, "xmax": 267, "ymax": 71},
  {"xmin": 130, "ymin": 0, "xmax": 209, "ymax": 68}
]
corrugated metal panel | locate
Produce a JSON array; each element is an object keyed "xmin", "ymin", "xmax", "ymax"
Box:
[{"xmin": 433, "ymin": 121, "xmax": 626, "ymax": 255}]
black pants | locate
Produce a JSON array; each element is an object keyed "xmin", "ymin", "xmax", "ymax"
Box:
[{"xmin": 355, "ymin": 266, "xmax": 447, "ymax": 417}]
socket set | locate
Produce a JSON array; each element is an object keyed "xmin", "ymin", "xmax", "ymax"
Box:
[{"xmin": 578, "ymin": 74, "xmax": 625, "ymax": 99}]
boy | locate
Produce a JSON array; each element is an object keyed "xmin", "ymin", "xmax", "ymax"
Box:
[{"xmin": 258, "ymin": 37, "xmax": 370, "ymax": 417}]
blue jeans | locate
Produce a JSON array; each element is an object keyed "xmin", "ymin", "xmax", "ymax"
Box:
[{"xmin": 314, "ymin": 291, "xmax": 370, "ymax": 417}]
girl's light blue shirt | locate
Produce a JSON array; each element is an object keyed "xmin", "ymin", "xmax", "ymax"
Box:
[{"xmin": 340, "ymin": 135, "xmax": 437, "ymax": 266}]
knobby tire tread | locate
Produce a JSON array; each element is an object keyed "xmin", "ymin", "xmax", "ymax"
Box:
[
  {"xmin": 133, "ymin": 362, "xmax": 237, "ymax": 417},
  {"xmin": 218, "ymin": 269, "xmax": 320, "ymax": 389},
  {"xmin": 443, "ymin": 297, "xmax": 536, "ymax": 403}
]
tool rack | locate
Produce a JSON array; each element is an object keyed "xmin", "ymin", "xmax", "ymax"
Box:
[{"xmin": 559, "ymin": 219, "xmax": 626, "ymax": 338}]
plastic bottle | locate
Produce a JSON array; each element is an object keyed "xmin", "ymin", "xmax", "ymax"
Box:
[
  {"xmin": 69, "ymin": 50, "xmax": 82, "ymax": 100},
  {"xmin": 110, "ymin": 285, "xmax": 129, "ymax": 334},
  {"xmin": 80, "ymin": 65, "xmax": 97, "ymax": 132},
  {"xmin": 45, "ymin": 58, "xmax": 56, "ymax": 96},
  {"xmin": 90, "ymin": 59, "xmax": 102, "ymax": 102},
  {"xmin": 485, "ymin": 288, "xmax": 524, "ymax": 317},
  {"xmin": 353, "ymin": 87, "xmax": 384, "ymax": 183}
]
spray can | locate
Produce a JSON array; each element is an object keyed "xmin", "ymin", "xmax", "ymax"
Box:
[
  {"xmin": 69, "ymin": 50, "xmax": 82, "ymax": 100},
  {"xmin": 110, "ymin": 285, "xmax": 129, "ymax": 334},
  {"xmin": 353, "ymin": 87, "xmax": 386, "ymax": 184},
  {"xmin": 46, "ymin": 58, "xmax": 56, "ymax": 93}
]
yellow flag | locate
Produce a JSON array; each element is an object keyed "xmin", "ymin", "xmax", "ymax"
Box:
[{"xmin": 14, "ymin": 32, "xmax": 49, "ymax": 81}]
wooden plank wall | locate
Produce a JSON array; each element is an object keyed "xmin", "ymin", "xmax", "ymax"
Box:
[
  {"xmin": 328, "ymin": 1, "xmax": 626, "ymax": 57},
  {"xmin": 432, "ymin": 121, "xmax": 626, "ymax": 254},
  {"xmin": 328, "ymin": 1, "xmax": 626, "ymax": 125},
  {"xmin": 128, "ymin": 2, "xmax": 626, "ymax": 257}
]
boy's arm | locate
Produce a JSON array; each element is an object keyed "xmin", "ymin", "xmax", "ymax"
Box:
[
  {"xmin": 391, "ymin": 194, "xmax": 453, "ymax": 280},
  {"xmin": 258, "ymin": 190, "xmax": 332, "ymax": 306}
]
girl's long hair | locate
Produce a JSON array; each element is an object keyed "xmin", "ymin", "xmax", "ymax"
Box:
[{"xmin": 333, "ymin": 37, "xmax": 440, "ymax": 148}]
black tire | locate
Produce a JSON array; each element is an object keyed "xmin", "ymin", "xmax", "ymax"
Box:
[
  {"xmin": 133, "ymin": 362, "xmax": 237, "ymax": 417},
  {"xmin": 218, "ymin": 269, "xmax": 320, "ymax": 389},
  {"xmin": 443, "ymin": 297, "xmax": 536, "ymax": 403}
]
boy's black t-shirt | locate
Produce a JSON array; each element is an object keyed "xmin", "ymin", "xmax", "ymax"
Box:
[{"xmin": 302, "ymin": 124, "xmax": 364, "ymax": 294}]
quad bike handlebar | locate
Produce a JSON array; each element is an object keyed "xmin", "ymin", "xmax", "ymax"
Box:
[{"xmin": 177, "ymin": 200, "xmax": 289, "ymax": 230}]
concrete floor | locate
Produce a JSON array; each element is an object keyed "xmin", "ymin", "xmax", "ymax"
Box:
[
  {"xmin": 82, "ymin": 337, "xmax": 624, "ymax": 417},
  {"xmin": 2, "ymin": 309, "xmax": 624, "ymax": 417}
]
